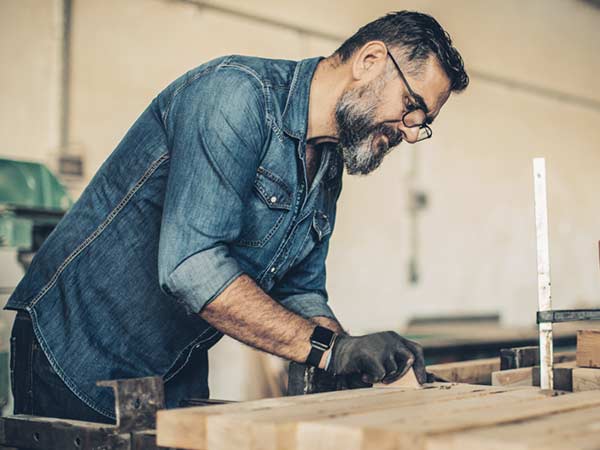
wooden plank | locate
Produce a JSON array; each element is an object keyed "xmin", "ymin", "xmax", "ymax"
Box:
[
  {"xmin": 376, "ymin": 368, "xmax": 421, "ymax": 389},
  {"xmin": 572, "ymin": 368, "xmax": 600, "ymax": 392},
  {"xmin": 493, "ymin": 359, "xmax": 577, "ymax": 388},
  {"xmin": 576, "ymin": 330, "xmax": 600, "ymax": 368},
  {"xmin": 159, "ymin": 383, "xmax": 600, "ymax": 450},
  {"xmin": 500, "ymin": 346, "xmax": 539, "ymax": 370},
  {"xmin": 220, "ymin": 388, "xmax": 544, "ymax": 450},
  {"xmin": 491, "ymin": 367, "xmax": 532, "ymax": 387},
  {"xmin": 295, "ymin": 390, "xmax": 600, "ymax": 450},
  {"xmin": 500, "ymin": 347, "xmax": 575, "ymax": 370},
  {"xmin": 427, "ymin": 357, "xmax": 499, "ymax": 384},
  {"xmin": 156, "ymin": 386, "xmax": 402, "ymax": 449},
  {"xmin": 157, "ymin": 384, "xmax": 529, "ymax": 450},
  {"xmin": 427, "ymin": 404, "xmax": 600, "ymax": 450}
]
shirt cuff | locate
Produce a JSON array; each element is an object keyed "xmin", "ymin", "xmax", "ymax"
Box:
[
  {"xmin": 278, "ymin": 292, "xmax": 336, "ymax": 320},
  {"xmin": 165, "ymin": 245, "xmax": 243, "ymax": 314}
]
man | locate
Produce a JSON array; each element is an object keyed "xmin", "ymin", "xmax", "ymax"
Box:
[{"xmin": 7, "ymin": 11, "xmax": 468, "ymax": 423}]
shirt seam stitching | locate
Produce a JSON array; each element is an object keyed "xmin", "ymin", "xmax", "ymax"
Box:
[{"xmin": 28, "ymin": 152, "xmax": 170, "ymax": 310}]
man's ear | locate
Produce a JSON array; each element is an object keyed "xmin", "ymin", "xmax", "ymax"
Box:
[{"xmin": 351, "ymin": 41, "xmax": 388, "ymax": 83}]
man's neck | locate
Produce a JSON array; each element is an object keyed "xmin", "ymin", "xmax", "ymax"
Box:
[{"xmin": 306, "ymin": 57, "xmax": 348, "ymax": 143}]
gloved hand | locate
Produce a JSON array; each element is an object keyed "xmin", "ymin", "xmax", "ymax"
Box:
[{"xmin": 328, "ymin": 331, "xmax": 426, "ymax": 385}]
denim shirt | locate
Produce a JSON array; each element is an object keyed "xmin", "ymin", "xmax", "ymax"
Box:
[{"xmin": 5, "ymin": 55, "xmax": 343, "ymax": 418}]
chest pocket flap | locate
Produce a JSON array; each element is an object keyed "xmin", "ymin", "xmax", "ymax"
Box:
[{"xmin": 254, "ymin": 167, "xmax": 293, "ymax": 211}]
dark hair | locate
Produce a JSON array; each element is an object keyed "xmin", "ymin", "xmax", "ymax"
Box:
[{"xmin": 334, "ymin": 11, "xmax": 469, "ymax": 92}]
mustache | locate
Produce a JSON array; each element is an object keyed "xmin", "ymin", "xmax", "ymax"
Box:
[{"xmin": 372, "ymin": 122, "xmax": 404, "ymax": 149}]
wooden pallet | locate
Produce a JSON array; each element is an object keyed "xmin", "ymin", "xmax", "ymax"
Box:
[{"xmin": 156, "ymin": 384, "xmax": 600, "ymax": 450}]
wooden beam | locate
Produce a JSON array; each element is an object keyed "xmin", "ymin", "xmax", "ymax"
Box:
[
  {"xmin": 572, "ymin": 368, "xmax": 600, "ymax": 392},
  {"xmin": 157, "ymin": 384, "xmax": 526, "ymax": 450},
  {"xmin": 427, "ymin": 402, "xmax": 600, "ymax": 450},
  {"xmin": 500, "ymin": 346, "xmax": 539, "ymax": 370},
  {"xmin": 157, "ymin": 384, "xmax": 600, "ymax": 450},
  {"xmin": 500, "ymin": 348, "xmax": 575, "ymax": 370},
  {"xmin": 576, "ymin": 330, "xmax": 600, "ymax": 368},
  {"xmin": 296, "ymin": 390, "xmax": 600, "ymax": 450},
  {"xmin": 376, "ymin": 368, "xmax": 421, "ymax": 389},
  {"xmin": 491, "ymin": 367, "xmax": 533, "ymax": 387},
  {"xmin": 427, "ymin": 357, "xmax": 499, "ymax": 385}
]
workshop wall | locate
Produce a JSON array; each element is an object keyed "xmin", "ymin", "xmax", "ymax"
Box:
[
  {"xmin": 1, "ymin": 0, "xmax": 599, "ymax": 401},
  {"xmin": 0, "ymin": 0, "xmax": 63, "ymax": 162}
]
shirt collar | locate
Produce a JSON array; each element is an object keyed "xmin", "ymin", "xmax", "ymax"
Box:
[{"xmin": 281, "ymin": 56, "xmax": 324, "ymax": 140}]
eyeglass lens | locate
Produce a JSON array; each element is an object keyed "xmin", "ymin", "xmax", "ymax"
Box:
[{"xmin": 403, "ymin": 110, "xmax": 431, "ymax": 142}]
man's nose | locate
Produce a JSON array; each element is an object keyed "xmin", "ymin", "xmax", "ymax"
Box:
[{"xmin": 397, "ymin": 122, "xmax": 420, "ymax": 144}]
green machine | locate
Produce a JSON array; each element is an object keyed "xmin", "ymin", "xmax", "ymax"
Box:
[
  {"xmin": 0, "ymin": 157, "xmax": 72, "ymax": 252},
  {"xmin": 0, "ymin": 157, "xmax": 72, "ymax": 414}
]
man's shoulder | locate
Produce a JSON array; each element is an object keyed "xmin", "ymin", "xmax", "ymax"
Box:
[
  {"xmin": 160, "ymin": 55, "xmax": 299, "ymax": 109},
  {"xmin": 218, "ymin": 55, "xmax": 298, "ymax": 88}
]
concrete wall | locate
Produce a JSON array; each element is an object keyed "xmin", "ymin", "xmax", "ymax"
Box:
[
  {"xmin": 0, "ymin": 0, "xmax": 63, "ymax": 162},
  {"xmin": 1, "ymin": 0, "xmax": 599, "ymax": 400}
]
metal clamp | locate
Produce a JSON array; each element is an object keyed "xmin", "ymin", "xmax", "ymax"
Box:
[
  {"xmin": 0, "ymin": 376, "xmax": 166, "ymax": 449},
  {"xmin": 536, "ymin": 309, "xmax": 600, "ymax": 324}
]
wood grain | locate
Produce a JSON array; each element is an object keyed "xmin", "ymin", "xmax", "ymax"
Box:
[
  {"xmin": 576, "ymin": 330, "xmax": 600, "ymax": 368},
  {"xmin": 427, "ymin": 357, "xmax": 500, "ymax": 384},
  {"xmin": 491, "ymin": 367, "xmax": 533, "ymax": 387},
  {"xmin": 427, "ymin": 403, "xmax": 600, "ymax": 450},
  {"xmin": 159, "ymin": 384, "xmax": 582, "ymax": 450},
  {"xmin": 572, "ymin": 368, "xmax": 600, "ymax": 392},
  {"xmin": 157, "ymin": 384, "xmax": 523, "ymax": 450},
  {"xmin": 375, "ymin": 368, "xmax": 421, "ymax": 389}
]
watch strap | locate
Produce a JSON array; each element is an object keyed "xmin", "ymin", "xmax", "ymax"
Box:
[
  {"xmin": 306, "ymin": 346, "xmax": 324, "ymax": 367},
  {"xmin": 306, "ymin": 326, "xmax": 336, "ymax": 368}
]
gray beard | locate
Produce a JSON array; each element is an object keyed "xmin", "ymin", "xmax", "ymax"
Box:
[{"xmin": 334, "ymin": 77, "xmax": 402, "ymax": 175}]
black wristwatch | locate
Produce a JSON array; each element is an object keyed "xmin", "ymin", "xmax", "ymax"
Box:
[{"xmin": 306, "ymin": 326, "xmax": 336, "ymax": 368}]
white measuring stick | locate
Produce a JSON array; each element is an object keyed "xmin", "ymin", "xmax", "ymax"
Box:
[{"xmin": 533, "ymin": 158, "xmax": 553, "ymax": 390}]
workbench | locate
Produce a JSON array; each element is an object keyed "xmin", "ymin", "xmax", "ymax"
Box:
[{"xmin": 156, "ymin": 383, "xmax": 600, "ymax": 450}]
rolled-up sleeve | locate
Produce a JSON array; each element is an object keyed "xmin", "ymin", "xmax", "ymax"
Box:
[
  {"xmin": 270, "ymin": 234, "xmax": 337, "ymax": 320},
  {"xmin": 158, "ymin": 67, "xmax": 266, "ymax": 314}
]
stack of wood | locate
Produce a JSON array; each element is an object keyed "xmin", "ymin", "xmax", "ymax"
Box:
[
  {"xmin": 157, "ymin": 382, "xmax": 600, "ymax": 449},
  {"xmin": 573, "ymin": 330, "xmax": 600, "ymax": 391},
  {"xmin": 491, "ymin": 330, "xmax": 600, "ymax": 392}
]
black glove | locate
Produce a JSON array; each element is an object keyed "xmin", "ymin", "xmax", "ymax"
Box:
[{"xmin": 328, "ymin": 331, "xmax": 426, "ymax": 385}]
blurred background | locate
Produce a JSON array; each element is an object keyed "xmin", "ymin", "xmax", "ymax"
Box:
[{"xmin": 1, "ymin": 0, "xmax": 599, "ymax": 404}]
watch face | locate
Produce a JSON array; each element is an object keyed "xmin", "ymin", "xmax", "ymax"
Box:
[{"xmin": 311, "ymin": 326, "xmax": 334, "ymax": 346}]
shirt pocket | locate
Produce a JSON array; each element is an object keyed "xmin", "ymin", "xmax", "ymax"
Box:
[{"xmin": 235, "ymin": 166, "xmax": 293, "ymax": 248}]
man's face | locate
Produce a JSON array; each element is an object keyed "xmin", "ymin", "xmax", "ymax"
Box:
[{"xmin": 335, "ymin": 54, "xmax": 451, "ymax": 175}]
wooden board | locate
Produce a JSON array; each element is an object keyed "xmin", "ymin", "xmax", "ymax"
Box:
[
  {"xmin": 427, "ymin": 403, "xmax": 600, "ymax": 450},
  {"xmin": 427, "ymin": 357, "xmax": 499, "ymax": 384},
  {"xmin": 576, "ymin": 330, "xmax": 600, "ymax": 368},
  {"xmin": 493, "ymin": 361, "xmax": 575, "ymax": 390},
  {"xmin": 572, "ymin": 368, "xmax": 600, "ymax": 392},
  {"xmin": 500, "ymin": 347, "xmax": 575, "ymax": 370},
  {"xmin": 376, "ymin": 368, "xmax": 421, "ymax": 389},
  {"xmin": 491, "ymin": 367, "xmax": 533, "ymax": 387},
  {"xmin": 157, "ymin": 385, "xmax": 600, "ymax": 450}
]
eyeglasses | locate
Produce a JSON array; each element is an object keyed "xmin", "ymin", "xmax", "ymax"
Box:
[{"xmin": 386, "ymin": 50, "xmax": 433, "ymax": 143}]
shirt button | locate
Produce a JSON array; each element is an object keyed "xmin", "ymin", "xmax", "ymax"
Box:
[
  {"xmin": 270, "ymin": 196, "xmax": 277, "ymax": 203},
  {"xmin": 270, "ymin": 267, "xmax": 276, "ymax": 273}
]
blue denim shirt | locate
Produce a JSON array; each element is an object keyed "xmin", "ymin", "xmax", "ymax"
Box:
[{"xmin": 5, "ymin": 55, "xmax": 343, "ymax": 418}]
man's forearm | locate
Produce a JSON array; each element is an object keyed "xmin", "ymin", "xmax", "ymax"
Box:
[{"xmin": 199, "ymin": 274, "xmax": 337, "ymax": 368}]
